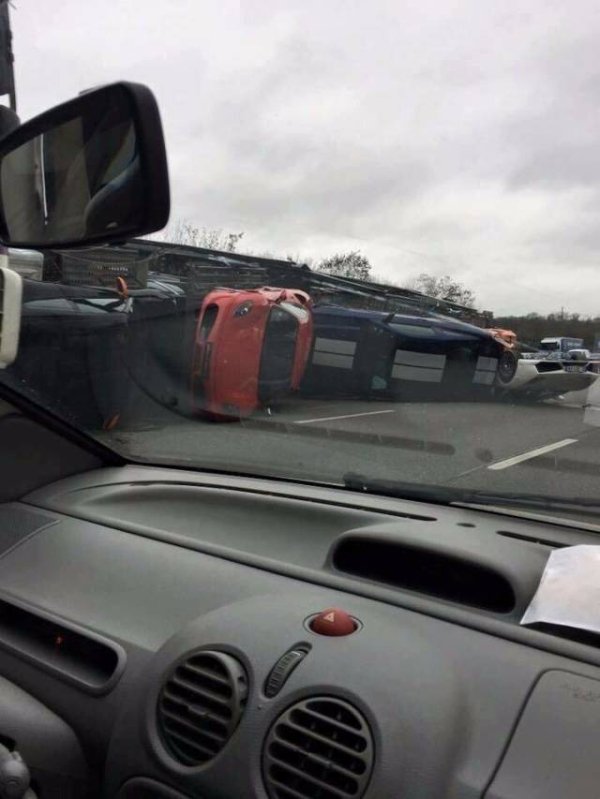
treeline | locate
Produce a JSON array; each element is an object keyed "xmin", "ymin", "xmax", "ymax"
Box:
[
  {"xmin": 493, "ymin": 314, "xmax": 600, "ymax": 349},
  {"xmin": 147, "ymin": 222, "xmax": 599, "ymax": 341}
]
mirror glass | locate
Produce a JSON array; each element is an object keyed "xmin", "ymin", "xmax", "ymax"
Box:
[{"xmin": 0, "ymin": 88, "xmax": 143, "ymax": 246}]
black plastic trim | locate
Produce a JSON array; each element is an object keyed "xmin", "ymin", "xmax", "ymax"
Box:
[
  {"xmin": 116, "ymin": 778, "xmax": 191, "ymax": 798},
  {"xmin": 264, "ymin": 644, "xmax": 311, "ymax": 699},
  {"xmin": 331, "ymin": 535, "xmax": 516, "ymax": 613},
  {"xmin": 0, "ymin": 590, "xmax": 126, "ymax": 694},
  {"xmin": 24, "ymin": 465, "xmax": 600, "ymax": 667},
  {"xmin": 0, "ymin": 81, "xmax": 170, "ymax": 249}
]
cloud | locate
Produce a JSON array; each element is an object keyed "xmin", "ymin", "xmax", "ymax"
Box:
[{"xmin": 10, "ymin": 0, "xmax": 600, "ymax": 314}]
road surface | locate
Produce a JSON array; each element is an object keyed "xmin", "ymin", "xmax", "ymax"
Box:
[{"xmin": 101, "ymin": 385, "xmax": 600, "ymax": 525}]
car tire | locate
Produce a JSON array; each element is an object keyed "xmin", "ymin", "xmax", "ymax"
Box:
[{"xmin": 496, "ymin": 350, "xmax": 518, "ymax": 384}]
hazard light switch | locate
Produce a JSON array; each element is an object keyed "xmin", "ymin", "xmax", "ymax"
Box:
[{"xmin": 309, "ymin": 608, "xmax": 357, "ymax": 636}]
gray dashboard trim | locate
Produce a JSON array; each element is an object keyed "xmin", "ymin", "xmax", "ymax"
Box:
[
  {"xmin": 25, "ymin": 462, "xmax": 600, "ymax": 535},
  {"xmin": 480, "ymin": 667, "xmax": 544, "ymax": 796},
  {"xmin": 23, "ymin": 465, "xmax": 600, "ymax": 669}
]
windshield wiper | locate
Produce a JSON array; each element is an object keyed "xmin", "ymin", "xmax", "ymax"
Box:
[{"xmin": 343, "ymin": 472, "xmax": 600, "ymax": 516}]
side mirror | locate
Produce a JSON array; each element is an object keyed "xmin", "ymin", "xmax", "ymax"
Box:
[
  {"xmin": 0, "ymin": 82, "xmax": 170, "ymax": 249},
  {"xmin": 0, "ymin": 266, "xmax": 22, "ymax": 367}
]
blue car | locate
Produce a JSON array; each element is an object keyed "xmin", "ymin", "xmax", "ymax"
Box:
[{"xmin": 302, "ymin": 305, "xmax": 515, "ymax": 399}]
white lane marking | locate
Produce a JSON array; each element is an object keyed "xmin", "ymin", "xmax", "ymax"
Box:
[
  {"xmin": 294, "ymin": 409, "xmax": 396, "ymax": 425},
  {"xmin": 487, "ymin": 438, "xmax": 578, "ymax": 471}
]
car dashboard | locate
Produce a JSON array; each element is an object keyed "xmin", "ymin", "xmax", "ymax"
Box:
[{"xmin": 0, "ymin": 463, "xmax": 599, "ymax": 798}]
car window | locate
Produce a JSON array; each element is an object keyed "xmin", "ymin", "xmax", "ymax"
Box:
[
  {"xmin": 258, "ymin": 305, "xmax": 299, "ymax": 388},
  {"xmin": 280, "ymin": 302, "xmax": 310, "ymax": 323},
  {"xmin": 2, "ymin": 1, "xmax": 600, "ymax": 526}
]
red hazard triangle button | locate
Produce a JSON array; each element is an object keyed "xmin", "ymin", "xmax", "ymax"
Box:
[{"xmin": 310, "ymin": 608, "xmax": 357, "ymax": 636}]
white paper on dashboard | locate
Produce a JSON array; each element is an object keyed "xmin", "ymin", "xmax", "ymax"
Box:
[{"xmin": 521, "ymin": 545, "xmax": 600, "ymax": 633}]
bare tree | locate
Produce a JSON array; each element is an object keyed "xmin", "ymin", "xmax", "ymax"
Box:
[
  {"xmin": 150, "ymin": 219, "xmax": 245, "ymax": 252},
  {"xmin": 315, "ymin": 251, "xmax": 372, "ymax": 281},
  {"xmin": 407, "ymin": 273, "xmax": 475, "ymax": 308}
]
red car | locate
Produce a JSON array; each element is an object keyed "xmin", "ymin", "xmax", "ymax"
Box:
[{"xmin": 191, "ymin": 286, "xmax": 313, "ymax": 419}]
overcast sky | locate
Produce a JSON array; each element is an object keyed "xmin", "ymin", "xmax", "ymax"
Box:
[{"xmin": 11, "ymin": 0, "xmax": 600, "ymax": 314}]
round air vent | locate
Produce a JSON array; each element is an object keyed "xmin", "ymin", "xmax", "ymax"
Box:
[
  {"xmin": 263, "ymin": 696, "xmax": 374, "ymax": 799},
  {"xmin": 157, "ymin": 650, "xmax": 248, "ymax": 766}
]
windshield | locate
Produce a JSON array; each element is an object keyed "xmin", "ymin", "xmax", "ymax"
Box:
[
  {"xmin": 4, "ymin": 2, "xmax": 600, "ymax": 526},
  {"xmin": 280, "ymin": 302, "xmax": 310, "ymax": 323},
  {"xmin": 539, "ymin": 342, "xmax": 560, "ymax": 352},
  {"xmin": 258, "ymin": 304, "xmax": 299, "ymax": 393}
]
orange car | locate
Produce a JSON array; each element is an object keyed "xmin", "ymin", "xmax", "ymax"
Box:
[
  {"xmin": 489, "ymin": 328, "xmax": 517, "ymax": 348},
  {"xmin": 191, "ymin": 286, "xmax": 313, "ymax": 419}
]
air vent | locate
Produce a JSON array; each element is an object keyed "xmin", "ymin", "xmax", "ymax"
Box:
[
  {"xmin": 263, "ymin": 696, "xmax": 374, "ymax": 799},
  {"xmin": 157, "ymin": 650, "xmax": 248, "ymax": 767},
  {"xmin": 331, "ymin": 535, "xmax": 516, "ymax": 613}
]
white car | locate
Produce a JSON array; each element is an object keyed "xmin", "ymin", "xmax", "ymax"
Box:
[{"xmin": 503, "ymin": 350, "xmax": 599, "ymax": 400}]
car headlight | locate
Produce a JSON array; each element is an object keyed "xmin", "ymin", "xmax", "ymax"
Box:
[{"xmin": 233, "ymin": 301, "xmax": 253, "ymax": 317}]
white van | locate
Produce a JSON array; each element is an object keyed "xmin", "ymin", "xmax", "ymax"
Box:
[{"xmin": 539, "ymin": 336, "xmax": 585, "ymax": 354}]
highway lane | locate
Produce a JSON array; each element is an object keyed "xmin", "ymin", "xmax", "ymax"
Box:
[{"xmin": 102, "ymin": 386, "xmax": 600, "ymax": 520}]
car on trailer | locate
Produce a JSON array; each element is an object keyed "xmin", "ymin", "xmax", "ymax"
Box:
[
  {"xmin": 191, "ymin": 286, "xmax": 313, "ymax": 419},
  {"xmin": 302, "ymin": 305, "xmax": 515, "ymax": 399}
]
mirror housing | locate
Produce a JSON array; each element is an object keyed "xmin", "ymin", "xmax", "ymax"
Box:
[
  {"xmin": 0, "ymin": 82, "xmax": 170, "ymax": 249},
  {"xmin": 0, "ymin": 265, "xmax": 22, "ymax": 367}
]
